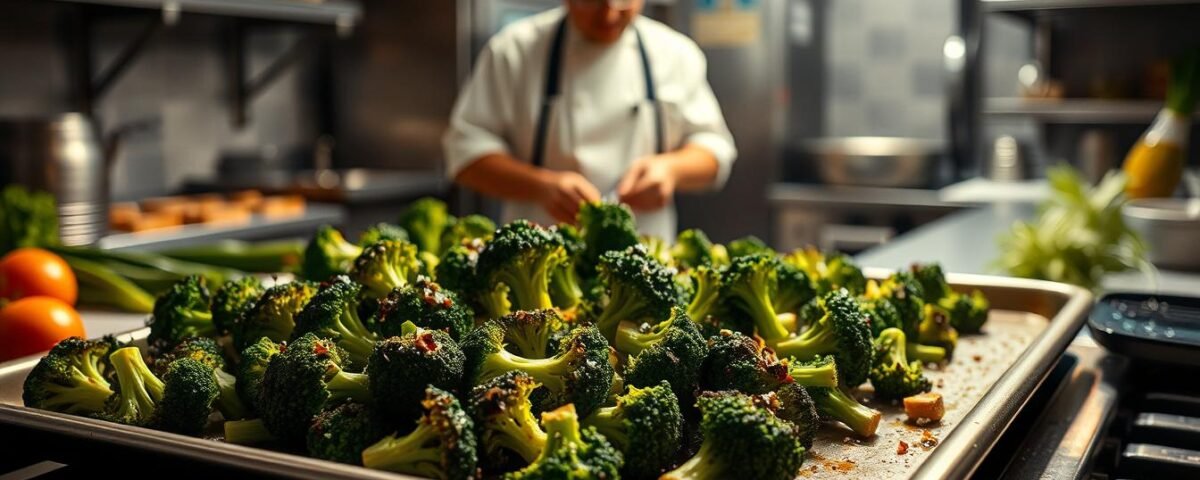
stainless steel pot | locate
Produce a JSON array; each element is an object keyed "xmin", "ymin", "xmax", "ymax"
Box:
[
  {"xmin": 0, "ymin": 113, "xmax": 118, "ymax": 246},
  {"xmin": 804, "ymin": 136, "xmax": 942, "ymax": 188},
  {"xmin": 1123, "ymin": 198, "xmax": 1200, "ymax": 271}
]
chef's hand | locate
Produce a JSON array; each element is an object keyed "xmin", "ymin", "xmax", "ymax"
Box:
[
  {"xmin": 617, "ymin": 154, "xmax": 677, "ymax": 212},
  {"xmin": 537, "ymin": 170, "xmax": 601, "ymax": 223}
]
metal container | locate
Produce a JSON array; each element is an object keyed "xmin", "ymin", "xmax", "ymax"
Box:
[
  {"xmin": 1123, "ymin": 198, "xmax": 1200, "ymax": 271},
  {"xmin": 0, "ymin": 113, "xmax": 115, "ymax": 246},
  {"xmin": 0, "ymin": 273, "xmax": 1092, "ymax": 479},
  {"xmin": 806, "ymin": 137, "xmax": 942, "ymax": 188}
]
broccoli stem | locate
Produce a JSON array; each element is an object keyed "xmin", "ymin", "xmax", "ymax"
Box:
[
  {"xmin": 771, "ymin": 320, "xmax": 837, "ymax": 360},
  {"xmin": 907, "ymin": 343, "xmax": 947, "ymax": 364},
  {"xmin": 614, "ymin": 322, "xmax": 663, "ymax": 357},
  {"xmin": 811, "ymin": 387, "xmax": 880, "ymax": 438},
  {"xmin": 487, "ymin": 409, "xmax": 548, "ymax": 464},
  {"xmin": 479, "ymin": 284, "xmax": 512, "ymax": 319},
  {"xmin": 361, "ymin": 423, "xmax": 444, "ymax": 475},
  {"xmin": 730, "ymin": 282, "xmax": 789, "ymax": 341},
  {"xmin": 214, "ymin": 369, "xmax": 248, "ymax": 420},
  {"xmin": 43, "ymin": 375, "xmax": 114, "ymax": 413},
  {"xmin": 539, "ymin": 405, "xmax": 583, "ymax": 453},
  {"xmin": 594, "ymin": 284, "xmax": 651, "ymax": 343},
  {"xmin": 324, "ymin": 369, "xmax": 372, "ymax": 404},
  {"xmin": 223, "ymin": 418, "xmax": 276, "ymax": 445},
  {"xmin": 549, "ymin": 266, "xmax": 582, "ymax": 309},
  {"xmin": 662, "ymin": 440, "xmax": 722, "ymax": 480},
  {"xmin": 582, "ymin": 405, "xmax": 628, "ymax": 450},
  {"xmin": 109, "ymin": 347, "xmax": 164, "ymax": 422},
  {"xmin": 686, "ymin": 278, "xmax": 719, "ymax": 324},
  {"xmin": 787, "ymin": 361, "xmax": 839, "ymax": 388},
  {"xmin": 507, "ymin": 325, "xmax": 551, "ymax": 359},
  {"xmin": 480, "ymin": 350, "xmax": 568, "ymax": 393},
  {"xmin": 495, "ymin": 261, "xmax": 554, "ymax": 312}
]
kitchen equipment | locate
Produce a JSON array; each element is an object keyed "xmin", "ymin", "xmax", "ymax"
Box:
[
  {"xmin": 805, "ymin": 137, "xmax": 942, "ymax": 188},
  {"xmin": 0, "ymin": 272, "xmax": 1091, "ymax": 479},
  {"xmin": 1122, "ymin": 198, "xmax": 1200, "ymax": 270},
  {"xmin": 988, "ymin": 135, "xmax": 1027, "ymax": 182},
  {"xmin": 1088, "ymin": 293, "xmax": 1200, "ymax": 367},
  {"xmin": 1078, "ymin": 129, "xmax": 1118, "ymax": 184},
  {"xmin": 0, "ymin": 114, "xmax": 119, "ymax": 246}
]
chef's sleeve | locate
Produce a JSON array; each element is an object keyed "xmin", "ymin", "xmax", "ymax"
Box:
[
  {"xmin": 676, "ymin": 42, "xmax": 738, "ymax": 190},
  {"xmin": 442, "ymin": 41, "xmax": 516, "ymax": 180}
]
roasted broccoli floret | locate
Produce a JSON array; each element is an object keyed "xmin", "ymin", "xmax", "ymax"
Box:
[
  {"xmin": 771, "ymin": 289, "xmax": 873, "ymax": 388},
  {"xmin": 684, "ymin": 266, "xmax": 722, "ymax": 333},
  {"xmin": 155, "ymin": 357, "xmax": 220, "ymax": 435},
  {"xmin": 469, "ymin": 371, "xmax": 548, "ymax": 468},
  {"xmin": 809, "ymin": 386, "xmax": 881, "ymax": 438},
  {"xmin": 258, "ymin": 333, "xmax": 372, "ymax": 444},
  {"xmin": 870, "ymin": 328, "xmax": 932, "ymax": 400},
  {"xmin": 700, "ymin": 330, "xmax": 792, "ymax": 395},
  {"xmin": 368, "ymin": 323, "xmax": 465, "ymax": 424},
  {"xmin": 291, "ymin": 276, "xmax": 379, "ymax": 368},
  {"xmin": 618, "ymin": 308, "xmax": 707, "ymax": 404},
  {"xmin": 768, "ymin": 383, "xmax": 821, "ymax": 449},
  {"xmin": 101, "ymin": 346, "xmax": 165, "ymax": 427},
  {"xmin": 232, "ymin": 280, "xmax": 318, "ymax": 351},
  {"xmin": 494, "ymin": 309, "xmax": 566, "ymax": 359},
  {"xmin": 350, "ymin": 239, "xmax": 424, "ymax": 298},
  {"xmin": 506, "ymin": 404, "xmax": 623, "ymax": 480},
  {"xmin": 582, "ymin": 382, "xmax": 681, "ymax": 478},
  {"xmin": 918, "ymin": 303, "xmax": 960, "ymax": 358},
  {"xmin": 476, "ymin": 220, "xmax": 571, "ymax": 315},
  {"xmin": 358, "ymin": 222, "xmax": 409, "ymax": 247},
  {"xmin": 592, "ymin": 247, "xmax": 678, "ymax": 343},
  {"xmin": 376, "ymin": 277, "xmax": 474, "ymax": 341},
  {"xmin": 23, "ymin": 337, "xmax": 119, "ymax": 415},
  {"xmin": 441, "ymin": 214, "xmax": 496, "ymax": 253},
  {"xmin": 784, "ymin": 248, "xmax": 867, "ymax": 296},
  {"xmin": 663, "ymin": 391, "xmax": 805, "ymax": 480},
  {"xmin": 727, "ymin": 235, "xmax": 773, "ymax": 259},
  {"xmin": 397, "ymin": 197, "xmax": 451, "ymax": 255},
  {"xmin": 211, "ymin": 276, "xmax": 263, "ymax": 336},
  {"xmin": 640, "ymin": 235, "xmax": 675, "ymax": 266},
  {"xmin": 435, "ymin": 240, "xmax": 483, "ymax": 293},
  {"xmin": 462, "ymin": 324, "xmax": 613, "ymax": 417},
  {"xmin": 302, "ymin": 225, "xmax": 363, "ymax": 281},
  {"xmin": 307, "ymin": 402, "xmax": 385, "ymax": 465},
  {"xmin": 576, "ymin": 202, "xmax": 640, "ymax": 274},
  {"xmin": 721, "ymin": 254, "xmax": 790, "ymax": 342},
  {"xmin": 860, "ymin": 283, "xmax": 904, "ymax": 338},
  {"xmin": 786, "ymin": 354, "xmax": 839, "ymax": 388},
  {"xmin": 879, "ymin": 272, "xmax": 926, "ymax": 335},
  {"xmin": 774, "ymin": 261, "xmax": 817, "ymax": 316},
  {"xmin": 235, "ymin": 337, "xmax": 280, "ymax": 414},
  {"xmin": 154, "ymin": 337, "xmax": 247, "ymax": 420},
  {"xmin": 912, "ymin": 263, "xmax": 951, "ymax": 302},
  {"xmin": 940, "ymin": 289, "xmax": 990, "ymax": 333},
  {"xmin": 146, "ymin": 275, "xmax": 214, "ymax": 352},
  {"xmin": 362, "ymin": 387, "xmax": 478, "ymax": 480},
  {"xmin": 670, "ymin": 228, "xmax": 716, "ymax": 269}
]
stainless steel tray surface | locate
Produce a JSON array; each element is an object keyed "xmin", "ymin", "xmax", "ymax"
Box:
[{"xmin": 0, "ymin": 272, "xmax": 1092, "ymax": 479}]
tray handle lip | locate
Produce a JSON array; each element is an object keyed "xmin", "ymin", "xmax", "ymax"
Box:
[{"xmin": 910, "ymin": 274, "xmax": 1094, "ymax": 479}]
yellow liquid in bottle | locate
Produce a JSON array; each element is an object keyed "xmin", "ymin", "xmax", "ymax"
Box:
[{"xmin": 1123, "ymin": 140, "xmax": 1184, "ymax": 199}]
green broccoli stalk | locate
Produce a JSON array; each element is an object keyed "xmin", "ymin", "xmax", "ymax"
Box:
[
  {"xmin": 367, "ymin": 325, "xmax": 465, "ymax": 425},
  {"xmin": 908, "ymin": 343, "xmax": 947, "ymax": 364},
  {"xmin": 302, "ymin": 225, "xmax": 363, "ymax": 281},
  {"xmin": 462, "ymin": 324, "xmax": 613, "ymax": 418},
  {"xmin": 476, "ymin": 220, "xmax": 571, "ymax": 314},
  {"xmin": 771, "ymin": 290, "xmax": 873, "ymax": 388},
  {"xmin": 103, "ymin": 346, "xmax": 165, "ymax": 427},
  {"xmin": 307, "ymin": 402, "xmax": 385, "ymax": 465},
  {"xmin": 506, "ymin": 404, "xmax": 624, "ymax": 480},
  {"xmin": 592, "ymin": 247, "xmax": 678, "ymax": 343},
  {"xmin": 257, "ymin": 334, "xmax": 372, "ymax": 444},
  {"xmin": 361, "ymin": 387, "xmax": 478, "ymax": 480},
  {"xmin": 786, "ymin": 355, "xmax": 839, "ymax": 388},
  {"xmin": 469, "ymin": 371, "xmax": 549, "ymax": 468},
  {"xmin": 350, "ymin": 239, "xmax": 423, "ymax": 298},
  {"xmin": 146, "ymin": 275, "xmax": 214, "ymax": 352},
  {"xmin": 23, "ymin": 337, "xmax": 119, "ymax": 414},
  {"xmin": 291, "ymin": 276, "xmax": 379, "ymax": 368},
  {"xmin": 663, "ymin": 391, "xmax": 805, "ymax": 480},
  {"xmin": 495, "ymin": 309, "xmax": 565, "ymax": 359},
  {"xmin": 918, "ymin": 303, "xmax": 960, "ymax": 358},
  {"xmin": 939, "ymin": 289, "xmax": 990, "ymax": 333},
  {"xmin": 684, "ymin": 266, "xmax": 722, "ymax": 331},
  {"xmin": 870, "ymin": 328, "xmax": 932, "ymax": 400},
  {"xmin": 397, "ymin": 197, "xmax": 451, "ymax": 255},
  {"xmin": 809, "ymin": 386, "xmax": 881, "ymax": 438},
  {"xmin": 211, "ymin": 276, "xmax": 263, "ymax": 336},
  {"xmin": 582, "ymin": 382, "xmax": 681, "ymax": 479},
  {"xmin": 700, "ymin": 330, "xmax": 792, "ymax": 395},
  {"xmin": 721, "ymin": 254, "xmax": 789, "ymax": 342},
  {"xmin": 223, "ymin": 418, "xmax": 276, "ymax": 445},
  {"xmin": 576, "ymin": 202, "xmax": 640, "ymax": 276},
  {"xmin": 670, "ymin": 228, "xmax": 716, "ymax": 269},
  {"xmin": 357, "ymin": 222, "xmax": 409, "ymax": 247},
  {"xmin": 232, "ymin": 280, "xmax": 318, "ymax": 351}
]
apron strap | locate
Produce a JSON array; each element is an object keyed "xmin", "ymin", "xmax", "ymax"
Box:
[{"xmin": 531, "ymin": 16, "xmax": 661, "ymax": 168}]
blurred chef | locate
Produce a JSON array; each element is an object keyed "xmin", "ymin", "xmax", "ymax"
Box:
[{"xmin": 443, "ymin": 0, "xmax": 736, "ymax": 240}]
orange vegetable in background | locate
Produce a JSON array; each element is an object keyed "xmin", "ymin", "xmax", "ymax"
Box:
[
  {"xmin": 0, "ymin": 296, "xmax": 85, "ymax": 362},
  {"xmin": 0, "ymin": 248, "xmax": 78, "ymax": 305}
]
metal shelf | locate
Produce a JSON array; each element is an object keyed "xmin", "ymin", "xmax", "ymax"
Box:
[
  {"xmin": 55, "ymin": 0, "xmax": 361, "ymax": 28},
  {"xmin": 984, "ymin": 0, "xmax": 1200, "ymax": 13},
  {"xmin": 983, "ymin": 97, "xmax": 1184, "ymax": 124}
]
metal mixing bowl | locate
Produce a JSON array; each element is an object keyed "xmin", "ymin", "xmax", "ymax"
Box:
[
  {"xmin": 804, "ymin": 137, "xmax": 943, "ymax": 188},
  {"xmin": 1123, "ymin": 198, "xmax": 1200, "ymax": 271}
]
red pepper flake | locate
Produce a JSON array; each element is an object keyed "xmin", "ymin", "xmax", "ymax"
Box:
[
  {"xmin": 313, "ymin": 342, "xmax": 329, "ymax": 356},
  {"xmin": 897, "ymin": 441, "xmax": 909, "ymax": 455},
  {"xmin": 415, "ymin": 332, "xmax": 439, "ymax": 353}
]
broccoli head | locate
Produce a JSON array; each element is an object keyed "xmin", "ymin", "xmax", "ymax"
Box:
[
  {"xmin": 155, "ymin": 357, "xmax": 220, "ymax": 435},
  {"xmin": 258, "ymin": 333, "xmax": 372, "ymax": 444},
  {"xmin": 592, "ymin": 246, "xmax": 678, "ymax": 343},
  {"xmin": 23, "ymin": 336, "xmax": 119, "ymax": 415},
  {"xmin": 582, "ymin": 382, "xmax": 682, "ymax": 478},
  {"xmin": 786, "ymin": 354, "xmax": 839, "ymax": 389},
  {"xmin": 367, "ymin": 324, "xmax": 465, "ymax": 424},
  {"xmin": 435, "ymin": 240, "xmax": 483, "ymax": 293},
  {"xmin": 476, "ymin": 220, "xmax": 571, "ymax": 315},
  {"xmin": 357, "ymin": 222, "xmax": 409, "ymax": 247},
  {"xmin": 307, "ymin": 402, "xmax": 385, "ymax": 465},
  {"xmin": 870, "ymin": 328, "xmax": 932, "ymax": 400},
  {"xmin": 361, "ymin": 387, "xmax": 478, "ymax": 480},
  {"xmin": 860, "ymin": 283, "xmax": 904, "ymax": 338},
  {"xmin": 469, "ymin": 371, "xmax": 548, "ymax": 469},
  {"xmin": 494, "ymin": 309, "xmax": 566, "ymax": 359},
  {"xmin": 235, "ymin": 337, "xmax": 280, "ymax": 414},
  {"xmin": 771, "ymin": 289, "xmax": 873, "ymax": 388},
  {"xmin": 505, "ymin": 404, "xmax": 623, "ymax": 480},
  {"xmin": 663, "ymin": 390, "xmax": 805, "ymax": 480},
  {"xmin": 576, "ymin": 202, "xmax": 640, "ymax": 273},
  {"xmin": 720, "ymin": 254, "xmax": 790, "ymax": 342},
  {"xmin": 918, "ymin": 303, "xmax": 960, "ymax": 358},
  {"xmin": 100, "ymin": 346, "xmax": 165, "ymax": 427},
  {"xmin": 462, "ymin": 324, "xmax": 613, "ymax": 418},
  {"xmin": 350, "ymin": 239, "xmax": 423, "ymax": 298},
  {"xmin": 397, "ymin": 197, "xmax": 451, "ymax": 254},
  {"xmin": 146, "ymin": 275, "xmax": 214, "ymax": 352},
  {"xmin": 913, "ymin": 263, "xmax": 951, "ymax": 302},
  {"xmin": 670, "ymin": 228, "xmax": 716, "ymax": 269},
  {"xmin": 784, "ymin": 248, "xmax": 867, "ymax": 296},
  {"xmin": 940, "ymin": 289, "xmax": 990, "ymax": 333},
  {"xmin": 376, "ymin": 276, "xmax": 474, "ymax": 341},
  {"xmin": 726, "ymin": 235, "xmax": 773, "ymax": 259},
  {"xmin": 618, "ymin": 308, "xmax": 707, "ymax": 404},
  {"xmin": 232, "ymin": 279, "xmax": 318, "ymax": 351},
  {"xmin": 767, "ymin": 383, "xmax": 821, "ymax": 449},
  {"xmin": 700, "ymin": 330, "xmax": 792, "ymax": 395},
  {"xmin": 291, "ymin": 276, "xmax": 379, "ymax": 368},
  {"xmin": 809, "ymin": 386, "xmax": 881, "ymax": 438},
  {"xmin": 440, "ymin": 214, "xmax": 496, "ymax": 253},
  {"xmin": 211, "ymin": 276, "xmax": 264, "ymax": 336},
  {"xmin": 774, "ymin": 261, "xmax": 817, "ymax": 316},
  {"xmin": 154, "ymin": 336, "xmax": 247, "ymax": 420},
  {"xmin": 879, "ymin": 272, "xmax": 926, "ymax": 335},
  {"xmin": 302, "ymin": 225, "xmax": 363, "ymax": 281}
]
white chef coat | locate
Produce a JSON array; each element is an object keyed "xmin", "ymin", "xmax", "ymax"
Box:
[{"xmin": 442, "ymin": 7, "xmax": 737, "ymax": 240}]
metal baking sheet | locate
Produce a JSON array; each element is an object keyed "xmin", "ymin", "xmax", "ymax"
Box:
[{"xmin": 0, "ymin": 272, "xmax": 1092, "ymax": 479}]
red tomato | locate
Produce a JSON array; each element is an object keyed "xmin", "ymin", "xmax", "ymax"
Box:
[
  {"xmin": 0, "ymin": 248, "xmax": 78, "ymax": 305},
  {"xmin": 0, "ymin": 296, "xmax": 85, "ymax": 362}
]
